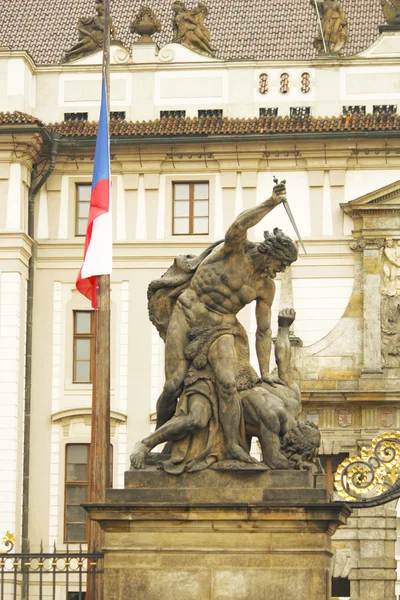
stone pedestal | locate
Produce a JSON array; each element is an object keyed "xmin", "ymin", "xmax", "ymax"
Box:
[{"xmin": 86, "ymin": 469, "xmax": 351, "ymax": 600}]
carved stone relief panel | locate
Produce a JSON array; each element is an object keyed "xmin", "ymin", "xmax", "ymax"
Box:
[{"xmin": 381, "ymin": 238, "xmax": 400, "ymax": 368}]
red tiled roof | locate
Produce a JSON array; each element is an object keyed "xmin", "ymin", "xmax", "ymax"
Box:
[
  {"xmin": 45, "ymin": 113, "xmax": 400, "ymax": 138},
  {"xmin": 0, "ymin": 111, "xmax": 42, "ymax": 125},
  {"xmin": 0, "ymin": 0, "xmax": 384, "ymax": 65}
]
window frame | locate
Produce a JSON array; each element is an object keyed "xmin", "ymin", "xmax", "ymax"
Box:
[
  {"xmin": 75, "ymin": 183, "xmax": 92, "ymax": 237},
  {"xmin": 73, "ymin": 310, "xmax": 96, "ymax": 384},
  {"xmin": 64, "ymin": 443, "xmax": 113, "ymax": 544},
  {"xmin": 64, "ymin": 443, "xmax": 90, "ymax": 543},
  {"xmin": 172, "ymin": 181, "xmax": 210, "ymax": 236}
]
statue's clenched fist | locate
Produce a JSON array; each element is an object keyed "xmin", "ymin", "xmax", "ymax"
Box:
[
  {"xmin": 278, "ymin": 308, "xmax": 296, "ymax": 328},
  {"xmin": 271, "ymin": 179, "xmax": 287, "ymax": 208}
]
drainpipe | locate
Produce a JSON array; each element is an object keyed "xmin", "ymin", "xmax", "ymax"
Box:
[{"xmin": 21, "ymin": 132, "xmax": 60, "ymax": 567}]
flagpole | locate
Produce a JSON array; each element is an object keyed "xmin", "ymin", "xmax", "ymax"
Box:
[{"xmin": 87, "ymin": 0, "xmax": 111, "ymax": 598}]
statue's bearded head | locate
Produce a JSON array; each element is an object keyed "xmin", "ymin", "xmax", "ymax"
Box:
[
  {"xmin": 173, "ymin": 1, "xmax": 186, "ymax": 13},
  {"xmin": 257, "ymin": 228, "xmax": 298, "ymax": 278}
]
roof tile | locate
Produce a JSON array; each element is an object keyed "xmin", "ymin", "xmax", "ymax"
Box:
[{"xmin": 0, "ymin": 0, "xmax": 384, "ymax": 64}]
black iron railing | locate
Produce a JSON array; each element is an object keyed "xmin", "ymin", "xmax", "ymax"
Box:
[{"xmin": 0, "ymin": 538, "xmax": 103, "ymax": 600}]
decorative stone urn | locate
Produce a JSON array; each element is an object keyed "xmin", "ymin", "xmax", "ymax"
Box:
[{"xmin": 130, "ymin": 6, "xmax": 161, "ymax": 43}]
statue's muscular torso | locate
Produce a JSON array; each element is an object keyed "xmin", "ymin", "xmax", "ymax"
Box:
[{"xmin": 177, "ymin": 243, "xmax": 274, "ymax": 327}]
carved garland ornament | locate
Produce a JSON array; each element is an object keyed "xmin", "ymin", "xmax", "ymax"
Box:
[{"xmin": 334, "ymin": 432, "xmax": 400, "ymax": 500}]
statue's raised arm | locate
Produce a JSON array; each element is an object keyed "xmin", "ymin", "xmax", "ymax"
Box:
[{"xmin": 224, "ymin": 182, "xmax": 287, "ymax": 252}]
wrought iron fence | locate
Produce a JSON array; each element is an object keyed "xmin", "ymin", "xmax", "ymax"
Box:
[{"xmin": 0, "ymin": 534, "xmax": 103, "ymax": 600}]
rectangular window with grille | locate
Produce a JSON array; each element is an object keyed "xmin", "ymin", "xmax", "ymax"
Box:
[
  {"xmin": 75, "ymin": 183, "xmax": 91, "ymax": 237},
  {"xmin": 65, "ymin": 444, "xmax": 113, "ymax": 543},
  {"xmin": 172, "ymin": 182, "xmax": 209, "ymax": 235},
  {"xmin": 73, "ymin": 311, "xmax": 95, "ymax": 383},
  {"xmin": 65, "ymin": 444, "xmax": 90, "ymax": 543}
]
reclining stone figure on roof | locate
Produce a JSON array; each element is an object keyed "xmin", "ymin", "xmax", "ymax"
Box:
[
  {"xmin": 130, "ymin": 181, "xmax": 321, "ymax": 473},
  {"xmin": 172, "ymin": 1, "xmax": 216, "ymax": 57},
  {"xmin": 63, "ymin": 0, "xmax": 117, "ymax": 63}
]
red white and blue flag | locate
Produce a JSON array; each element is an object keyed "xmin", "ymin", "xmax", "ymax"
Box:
[{"xmin": 76, "ymin": 78, "xmax": 112, "ymax": 308}]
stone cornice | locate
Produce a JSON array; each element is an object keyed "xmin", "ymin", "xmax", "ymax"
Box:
[{"xmin": 0, "ymin": 231, "xmax": 32, "ymax": 267}]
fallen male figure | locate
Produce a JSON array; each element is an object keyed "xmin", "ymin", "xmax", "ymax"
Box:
[{"xmin": 130, "ymin": 309, "xmax": 321, "ymax": 473}]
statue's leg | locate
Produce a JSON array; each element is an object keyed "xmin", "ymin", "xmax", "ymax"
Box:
[
  {"xmin": 187, "ymin": 32, "xmax": 213, "ymax": 55},
  {"xmin": 130, "ymin": 393, "xmax": 211, "ymax": 469},
  {"xmin": 156, "ymin": 304, "xmax": 190, "ymax": 428},
  {"xmin": 208, "ymin": 335, "xmax": 257, "ymax": 464}
]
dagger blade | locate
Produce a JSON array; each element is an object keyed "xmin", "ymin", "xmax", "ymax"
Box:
[{"xmin": 282, "ymin": 199, "xmax": 307, "ymax": 255}]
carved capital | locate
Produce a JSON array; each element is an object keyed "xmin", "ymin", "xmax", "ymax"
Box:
[{"xmin": 350, "ymin": 238, "xmax": 385, "ymax": 251}]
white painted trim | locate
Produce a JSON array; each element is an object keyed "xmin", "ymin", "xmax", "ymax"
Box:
[
  {"xmin": 322, "ymin": 171, "xmax": 333, "ymax": 236},
  {"xmin": 214, "ymin": 173, "xmax": 224, "ymax": 238},
  {"xmin": 116, "ymin": 175, "xmax": 126, "ymax": 241},
  {"xmin": 58, "ymin": 176, "xmax": 69, "ymax": 239},
  {"xmin": 156, "ymin": 174, "xmax": 166, "ymax": 240},
  {"xmin": 6, "ymin": 164, "xmax": 22, "ymax": 230},
  {"xmin": 235, "ymin": 172, "xmax": 243, "ymax": 217},
  {"xmin": 37, "ymin": 186, "xmax": 49, "ymax": 239},
  {"xmin": 136, "ymin": 174, "xmax": 147, "ymax": 240}
]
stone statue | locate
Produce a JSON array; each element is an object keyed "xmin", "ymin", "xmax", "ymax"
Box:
[
  {"xmin": 130, "ymin": 182, "xmax": 321, "ymax": 473},
  {"xmin": 64, "ymin": 0, "xmax": 117, "ymax": 63},
  {"xmin": 381, "ymin": 239, "xmax": 400, "ymax": 367},
  {"xmin": 131, "ymin": 307, "xmax": 320, "ymax": 472},
  {"xmin": 311, "ymin": 0, "xmax": 348, "ymax": 56},
  {"xmin": 382, "ymin": 238, "xmax": 400, "ymax": 297},
  {"xmin": 380, "ymin": 0, "xmax": 400, "ymax": 25},
  {"xmin": 172, "ymin": 1, "xmax": 216, "ymax": 57},
  {"xmin": 131, "ymin": 6, "xmax": 162, "ymax": 43}
]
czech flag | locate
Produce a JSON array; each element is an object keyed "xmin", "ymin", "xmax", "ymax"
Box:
[{"xmin": 76, "ymin": 78, "xmax": 112, "ymax": 308}]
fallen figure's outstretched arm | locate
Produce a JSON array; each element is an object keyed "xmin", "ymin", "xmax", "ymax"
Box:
[{"xmin": 274, "ymin": 308, "xmax": 300, "ymax": 397}]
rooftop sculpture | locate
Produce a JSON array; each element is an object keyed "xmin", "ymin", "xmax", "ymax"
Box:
[
  {"xmin": 130, "ymin": 182, "xmax": 321, "ymax": 474},
  {"xmin": 172, "ymin": 1, "xmax": 216, "ymax": 57},
  {"xmin": 381, "ymin": 0, "xmax": 400, "ymax": 25},
  {"xmin": 311, "ymin": 0, "xmax": 348, "ymax": 56},
  {"xmin": 131, "ymin": 6, "xmax": 162, "ymax": 43},
  {"xmin": 63, "ymin": 0, "xmax": 117, "ymax": 62}
]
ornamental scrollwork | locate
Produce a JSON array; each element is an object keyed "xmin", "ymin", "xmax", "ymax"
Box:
[
  {"xmin": 0, "ymin": 531, "xmax": 15, "ymax": 554},
  {"xmin": 334, "ymin": 432, "xmax": 400, "ymax": 500}
]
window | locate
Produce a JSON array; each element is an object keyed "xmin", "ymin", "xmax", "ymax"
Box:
[
  {"xmin": 110, "ymin": 111, "xmax": 126, "ymax": 120},
  {"xmin": 259, "ymin": 108, "xmax": 278, "ymax": 117},
  {"xmin": 259, "ymin": 73, "xmax": 268, "ymax": 94},
  {"xmin": 73, "ymin": 311, "xmax": 95, "ymax": 383},
  {"xmin": 280, "ymin": 73, "xmax": 289, "ymax": 94},
  {"xmin": 290, "ymin": 106, "xmax": 311, "ymax": 117},
  {"xmin": 64, "ymin": 444, "xmax": 113, "ymax": 543},
  {"xmin": 160, "ymin": 110, "xmax": 186, "ymax": 119},
  {"xmin": 198, "ymin": 109, "xmax": 223, "ymax": 118},
  {"xmin": 173, "ymin": 182, "xmax": 209, "ymax": 235},
  {"xmin": 332, "ymin": 577, "xmax": 350, "ymax": 598},
  {"xmin": 318, "ymin": 453, "xmax": 348, "ymax": 492},
  {"xmin": 64, "ymin": 112, "xmax": 88, "ymax": 122},
  {"xmin": 68, "ymin": 594, "xmax": 86, "ymax": 600},
  {"xmin": 301, "ymin": 72, "xmax": 311, "ymax": 94},
  {"xmin": 373, "ymin": 104, "xmax": 397, "ymax": 116},
  {"xmin": 342, "ymin": 105, "xmax": 366, "ymax": 116},
  {"xmin": 65, "ymin": 444, "xmax": 90, "ymax": 542},
  {"xmin": 75, "ymin": 184, "xmax": 91, "ymax": 236}
]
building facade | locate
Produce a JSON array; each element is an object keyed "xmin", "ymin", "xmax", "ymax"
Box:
[{"xmin": 0, "ymin": 1, "xmax": 400, "ymax": 598}]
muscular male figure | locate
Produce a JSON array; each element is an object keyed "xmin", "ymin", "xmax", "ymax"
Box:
[{"xmin": 156, "ymin": 182, "xmax": 298, "ymax": 463}]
